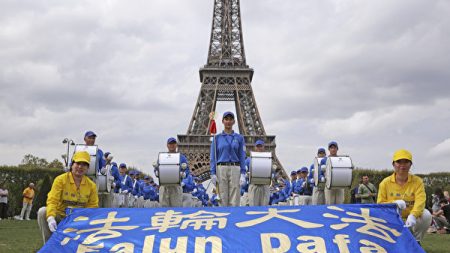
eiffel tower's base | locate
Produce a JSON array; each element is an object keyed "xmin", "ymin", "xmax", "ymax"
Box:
[{"xmin": 177, "ymin": 134, "xmax": 286, "ymax": 182}]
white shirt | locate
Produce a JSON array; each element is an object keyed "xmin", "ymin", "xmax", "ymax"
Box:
[{"xmin": 0, "ymin": 188, "xmax": 8, "ymax": 204}]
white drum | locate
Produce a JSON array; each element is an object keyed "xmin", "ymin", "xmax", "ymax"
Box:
[
  {"xmin": 325, "ymin": 156, "xmax": 353, "ymax": 189},
  {"xmin": 96, "ymin": 175, "xmax": 107, "ymax": 192},
  {"xmin": 249, "ymin": 152, "xmax": 272, "ymax": 185},
  {"xmin": 313, "ymin": 157, "xmax": 326, "ymax": 189},
  {"xmin": 74, "ymin": 144, "xmax": 98, "ymax": 176},
  {"xmin": 157, "ymin": 152, "xmax": 181, "ymax": 185}
]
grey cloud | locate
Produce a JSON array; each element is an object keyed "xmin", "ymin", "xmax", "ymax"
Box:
[{"xmin": 1, "ymin": 0, "xmax": 449, "ymax": 174}]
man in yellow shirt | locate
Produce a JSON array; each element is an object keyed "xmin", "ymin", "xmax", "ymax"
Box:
[
  {"xmin": 377, "ymin": 149, "xmax": 432, "ymax": 243},
  {"xmin": 37, "ymin": 151, "xmax": 99, "ymax": 244},
  {"xmin": 16, "ymin": 183, "xmax": 35, "ymax": 220}
]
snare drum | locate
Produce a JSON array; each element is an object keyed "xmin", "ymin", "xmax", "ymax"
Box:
[
  {"xmin": 249, "ymin": 152, "xmax": 272, "ymax": 185},
  {"xmin": 325, "ymin": 156, "xmax": 353, "ymax": 189},
  {"xmin": 157, "ymin": 152, "xmax": 181, "ymax": 185},
  {"xmin": 313, "ymin": 157, "xmax": 326, "ymax": 189},
  {"xmin": 74, "ymin": 144, "xmax": 98, "ymax": 176}
]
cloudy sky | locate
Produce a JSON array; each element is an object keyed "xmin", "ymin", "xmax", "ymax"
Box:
[{"xmin": 1, "ymin": 0, "xmax": 449, "ymax": 176}]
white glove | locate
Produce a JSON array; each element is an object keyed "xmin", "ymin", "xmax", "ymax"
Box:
[
  {"xmin": 181, "ymin": 182, "xmax": 185, "ymax": 187},
  {"xmin": 122, "ymin": 190, "xmax": 128, "ymax": 194},
  {"xmin": 240, "ymin": 174, "xmax": 246, "ymax": 186},
  {"xmin": 320, "ymin": 176, "xmax": 325, "ymax": 183},
  {"xmin": 47, "ymin": 216, "xmax": 57, "ymax": 232},
  {"xmin": 134, "ymin": 195, "xmax": 138, "ymax": 199},
  {"xmin": 394, "ymin": 200, "xmax": 406, "ymax": 210},
  {"xmin": 181, "ymin": 171, "xmax": 186, "ymax": 179},
  {"xmin": 210, "ymin": 175, "xmax": 217, "ymax": 186},
  {"xmin": 193, "ymin": 188, "xmax": 198, "ymax": 194},
  {"xmin": 309, "ymin": 178, "xmax": 315, "ymax": 184},
  {"xmin": 100, "ymin": 167, "xmax": 107, "ymax": 175},
  {"xmin": 405, "ymin": 214, "xmax": 416, "ymax": 228},
  {"xmin": 301, "ymin": 182, "xmax": 306, "ymax": 188},
  {"xmin": 112, "ymin": 182, "xmax": 116, "ymax": 188}
]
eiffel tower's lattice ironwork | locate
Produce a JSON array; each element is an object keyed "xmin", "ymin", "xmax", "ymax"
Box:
[{"xmin": 178, "ymin": 0, "xmax": 286, "ymax": 182}]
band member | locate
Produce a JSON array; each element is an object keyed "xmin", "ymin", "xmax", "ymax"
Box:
[
  {"xmin": 37, "ymin": 151, "xmax": 98, "ymax": 244},
  {"xmin": 310, "ymin": 148, "xmax": 326, "ymax": 205},
  {"xmin": 83, "ymin": 131, "xmax": 105, "ymax": 173},
  {"xmin": 322, "ymin": 141, "xmax": 345, "ymax": 205},
  {"xmin": 378, "ymin": 149, "xmax": 432, "ymax": 243},
  {"xmin": 210, "ymin": 111, "xmax": 246, "ymax": 207},
  {"xmin": 296, "ymin": 167, "xmax": 313, "ymax": 205},
  {"xmin": 246, "ymin": 140, "xmax": 270, "ymax": 206},
  {"xmin": 118, "ymin": 163, "xmax": 133, "ymax": 194},
  {"xmin": 158, "ymin": 137, "xmax": 189, "ymax": 207}
]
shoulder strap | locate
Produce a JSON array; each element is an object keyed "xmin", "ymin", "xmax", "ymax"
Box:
[{"xmin": 361, "ymin": 183, "xmax": 374, "ymax": 193}]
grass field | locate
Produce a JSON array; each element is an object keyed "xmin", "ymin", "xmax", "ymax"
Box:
[{"xmin": 0, "ymin": 219, "xmax": 449, "ymax": 252}]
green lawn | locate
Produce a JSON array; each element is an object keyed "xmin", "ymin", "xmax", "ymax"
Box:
[{"xmin": 0, "ymin": 219, "xmax": 448, "ymax": 252}]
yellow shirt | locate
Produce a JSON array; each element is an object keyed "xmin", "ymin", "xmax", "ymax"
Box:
[
  {"xmin": 377, "ymin": 173, "xmax": 426, "ymax": 219},
  {"xmin": 22, "ymin": 187, "xmax": 35, "ymax": 204},
  {"xmin": 46, "ymin": 172, "xmax": 98, "ymax": 219}
]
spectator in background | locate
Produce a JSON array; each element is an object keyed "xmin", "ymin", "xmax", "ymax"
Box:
[
  {"xmin": 350, "ymin": 181, "xmax": 361, "ymax": 204},
  {"xmin": 444, "ymin": 191, "xmax": 450, "ymax": 202},
  {"xmin": 432, "ymin": 198, "xmax": 450, "ymax": 234},
  {"xmin": 432, "ymin": 188, "xmax": 445, "ymax": 214},
  {"xmin": 0, "ymin": 184, "xmax": 8, "ymax": 220},
  {"xmin": 443, "ymin": 191, "xmax": 450, "ymax": 201},
  {"xmin": 358, "ymin": 175, "xmax": 377, "ymax": 204},
  {"xmin": 436, "ymin": 199, "xmax": 450, "ymax": 234},
  {"xmin": 15, "ymin": 183, "xmax": 35, "ymax": 220}
]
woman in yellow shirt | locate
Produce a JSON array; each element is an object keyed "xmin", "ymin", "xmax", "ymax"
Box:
[
  {"xmin": 377, "ymin": 149, "xmax": 432, "ymax": 243},
  {"xmin": 37, "ymin": 151, "xmax": 98, "ymax": 244},
  {"xmin": 16, "ymin": 183, "xmax": 35, "ymax": 220}
]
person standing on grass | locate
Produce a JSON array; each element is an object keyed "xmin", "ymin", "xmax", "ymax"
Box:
[
  {"xmin": 16, "ymin": 183, "xmax": 35, "ymax": 220},
  {"xmin": 0, "ymin": 184, "xmax": 8, "ymax": 220}
]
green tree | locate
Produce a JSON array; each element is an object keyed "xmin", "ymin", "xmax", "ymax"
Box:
[
  {"xmin": 20, "ymin": 154, "xmax": 49, "ymax": 168},
  {"xmin": 47, "ymin": 159, "xmax": 64, "ymax": 170}
]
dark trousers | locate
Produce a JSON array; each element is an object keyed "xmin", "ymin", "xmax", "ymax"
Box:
[{"xmin": 0, "ymin": 203, "xmax": 8, "ymax": 219}]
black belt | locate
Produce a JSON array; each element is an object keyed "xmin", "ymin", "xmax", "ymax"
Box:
[{"xmin": 217, "ymin": 162, "xmax": 240, "ymax": 166}]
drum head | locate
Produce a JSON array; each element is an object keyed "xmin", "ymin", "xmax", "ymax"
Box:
[
  {"xmin": 313, "ymin": 157, "xmax": 323, "ymax": 186},
  {"xmin": 158, "ymin": 152, "xmax": 181, "ymax": 165}
]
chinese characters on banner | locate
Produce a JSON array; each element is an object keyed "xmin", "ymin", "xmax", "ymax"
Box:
[{"xmin": 39, "ymin": 204, "xmax": 425, "ymax": 253}]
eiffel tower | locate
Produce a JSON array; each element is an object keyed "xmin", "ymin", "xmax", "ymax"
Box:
[{"xmin": 177, "ymin": 0, "xmax": 286, "ymax": 182}]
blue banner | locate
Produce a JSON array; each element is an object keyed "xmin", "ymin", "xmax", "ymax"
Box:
[{"xmin": 39, "ymin": 204, "xmax": 424, "ymax": 253}]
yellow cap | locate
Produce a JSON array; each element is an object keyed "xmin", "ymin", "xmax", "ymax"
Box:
[
  {"xmin": 72, "ymin": 151, "xmax": 90, "ymax": 165},
  {"xmin": 393, "ymin": 149, "xmax": 412, "ymax": 162}
]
